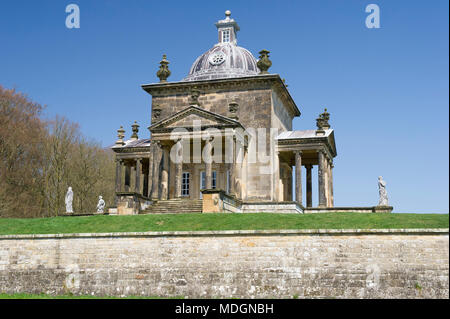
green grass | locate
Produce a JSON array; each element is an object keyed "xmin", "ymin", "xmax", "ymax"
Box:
[
  {"xmin": 0, "ymin": 293, "xmax": 182, "ymax": 299},
  {"xmin": 0, "ymin": 213, "xmax": 447, "ymax": 235}
]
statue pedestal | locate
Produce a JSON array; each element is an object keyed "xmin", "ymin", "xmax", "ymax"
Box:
[
  {"xmin": 374, "ymin": 205, "xmax": 394, "ymax": 213},
  {"xmin": 115, "ymin": 191, "xmax": 151, "ymax": 215}
]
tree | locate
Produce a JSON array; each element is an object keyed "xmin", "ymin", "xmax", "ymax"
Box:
[
  {"xmin": 69, "ymin": 138, "xmax": 115, "ymax": 213},
  {"xmin": 0, "ymin": 85, "xmax": 116, "ymax": 218},
  {"xmin": 0, "ymin": 85, "xmax": 47, "ymax": 217},
  {"xmin": 42, "ymin": 116, "xmax": 79, "ymax": 216}
]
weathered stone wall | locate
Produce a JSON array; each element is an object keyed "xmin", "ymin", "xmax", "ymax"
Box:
[
  {"xmin": 0, "ymin": 229, "xmax": 447, "ymax": 299},
  {"xmin": 271, "ymin": 90, "xmax": 292, "ymax": 132},
  {"xmin": 151, "ymin": 86, "xmax": 273, "ymax": 130}
]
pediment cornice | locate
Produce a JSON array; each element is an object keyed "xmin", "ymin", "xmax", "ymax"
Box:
[{"xmin": 149, "ymin": 105, "xmax": 244, "ymax": 133}]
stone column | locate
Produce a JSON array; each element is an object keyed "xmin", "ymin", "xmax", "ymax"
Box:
[
  {"xmin": 147, "ymin": 144, "xmax": 154, "ymax": 198},
  {"xmin": 151, "ymin": 142, "xmax": 162, "ymax": 200},
  {"xmin": 174, "ymin": 139, "xmax": 183, "ymax": 198},
  {"xmin": 135, "ymin": 158, "xmax": 141, "ymax": 194},
  {"xmin": 329, "ymin": 162, "xmax": 334, "ymax": 207},
  {"xmin": 318, "ymin": 150, "xmax": 327, "ymax": 207},
  {"xmin": 160, "ymin": 146, "xmax": 170, "ymax": 200},
  {"xmin": 282, "ymin": 164, "xmax": 289, "ymax": 201},
  {"xmin": 324, "ymin": 158, "xmax": 329, "ymax": 207},
  {"xmin": 143, "ymin": 162, "xmax": 149, "ymax": 198},
  {"xmin": 306, "ymin": 164, "xmax": 313, "ymax": 207},
  {"xmin": 235, "ymin": 138, "xmax": 245, "ymax": 198},
  {"xmin": 205, "ymin": 138, "xmax": 212, "ymax": 189},
  {"xmin": 326, "ymin": 159, "xmax": 331, "ymax": 207},
  {"xmin": 294, "ymin": 151, "xmax": 302, "ymax": 205},
  {"xmin": 124, "ymin": 161, "xmax": 131, "ymax": 192},
  {"xmin": 228, "ymin": 136, "xmax": 236, "ymax": 195},
  {"xmin": 115, "ymin": 158, "xmax": 122, "ymax": 193},
  {"xmin": 287, "ymin": 166, "xmax": 293, "ymax": 201},
  {"xmin": 274, "ymin": 151, "xmax": 281, "ymax": 202}
]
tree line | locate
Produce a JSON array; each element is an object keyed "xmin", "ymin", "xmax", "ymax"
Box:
[{"xmin": 0, "ymin": 85, "xmax": 115, "ymax": 218}]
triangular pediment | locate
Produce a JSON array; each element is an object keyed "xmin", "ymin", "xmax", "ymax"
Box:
[{"xmin": 149, "ymin": 105, "xmax": 243, "ymax": 132}]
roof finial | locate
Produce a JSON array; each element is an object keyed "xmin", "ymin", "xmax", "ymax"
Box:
[
  {"xmin": 156, "ymin": 54, "xmax": 171, "ymax": 83},
  {"xmin": 257, "ymin": 50, "xmax": 272, "ymax": 74},
  {"xmin": 131, "ymin": 121, "xmax": 139, "ymax": 140},
  {"xmin": 225, "ymin": 10, "xmax": 231, "ymax": 19},
  {"xmin": 316, "ymin": 108, "xmax": 331, "ymax": 130},
  {"xmin": 115, "ymin": 126, "xmax": 125, "ymax": 146}
]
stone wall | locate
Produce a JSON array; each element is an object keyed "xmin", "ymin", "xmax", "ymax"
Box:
[
  {"xmin": 151, "ymin": 86, "xmax": 273, "ymax": 131},
  {"xmin": 271, "ymin": 90, "xmax": 292, "ymax": 132},
  {"xmin": 0, "ymin": 229, "xmax": 448, "ymax": 299}
]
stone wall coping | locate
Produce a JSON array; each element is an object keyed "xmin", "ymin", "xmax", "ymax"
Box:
[
  {"xmin": 303, "ymin": 206, "xmax": 393, "ymax": 210},
  {"xmin": 242, "ymin": 201, "xmax": 300, "ymax": 205},
  {"xmin": 0, "ymin": 228, "xmax": 447, "ymax": 240}
]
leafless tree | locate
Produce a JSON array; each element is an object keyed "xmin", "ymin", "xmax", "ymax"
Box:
[{"xmin": 0, "ymin": 85, "xmax": 115, "ymax": 218}]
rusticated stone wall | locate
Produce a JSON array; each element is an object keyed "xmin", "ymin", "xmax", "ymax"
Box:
[{"xmin": 0, "ymin": 229, "xmax": 448, "ymax": 299}]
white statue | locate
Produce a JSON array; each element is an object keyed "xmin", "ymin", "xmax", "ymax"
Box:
[
  {"xmin": 377, "ymin": 176, "xmax": 389, "ymax": 206},
  {"xmin": 96, "ymin": 195, "xmax": 105, "ymax": 214},
  {"xmin": 65, "ymin": 187, "xmax": 74, "ymax": 213}
]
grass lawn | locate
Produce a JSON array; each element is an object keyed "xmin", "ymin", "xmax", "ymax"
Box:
[{"xmin": 0, "ymin": 213, "xmax": 447, "ymax": 235}]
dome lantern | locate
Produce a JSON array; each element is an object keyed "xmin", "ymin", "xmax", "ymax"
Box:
[{"xmin": 215, "ymin": 10, "xmax": 240, "ymax": 45}]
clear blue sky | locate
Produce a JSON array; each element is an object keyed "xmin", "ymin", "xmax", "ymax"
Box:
[{"xmin": 1, "ymin": 0, "xmax": 448, "ymax": 213}]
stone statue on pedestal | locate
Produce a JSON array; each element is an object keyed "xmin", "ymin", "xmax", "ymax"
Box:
[
  {"xmin": 96, "ymin": 195, "xmax": 105, "ymax": 214},
  {"xmin": 377, "ymin": 176, "xmax": 389, "ymax": 206},
  {"xmin": 65, "ymin": 187, "xmax": 73, "ymax": 213}
]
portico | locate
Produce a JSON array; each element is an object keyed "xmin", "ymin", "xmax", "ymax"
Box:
[
  {"xmin": 276, "ymin": 108, "xmax": 336, "ymax": 208},
  {"xmin": 277, "ymin": 143, "xmax": 336, "ymax": 208},
  {"xmin": 112, "ymin": 105, "xmax": 250, "ymax": 211}
]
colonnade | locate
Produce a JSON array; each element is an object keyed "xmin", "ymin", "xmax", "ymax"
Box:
[
  {"xmin": 292, "ymin": 150, "xmax": 334, "ymax": 207},
  {"xmin": 115, "ymin": 137, "xmax": 244, "ymax": 200}
]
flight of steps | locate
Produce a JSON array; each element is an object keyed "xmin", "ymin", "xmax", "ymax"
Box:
[{"xmin": 142, "ymin": 199, "xmax": 203, "ymax": 214}]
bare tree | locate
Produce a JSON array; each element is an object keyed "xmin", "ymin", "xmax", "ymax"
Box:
[
  {"xmin": 69, "ymin": 139, "xmax": 100, "ymax": 212},
  {"xmin": 0, "ymin": 85, "xmax": 116, "ymax": 218},
  {"xmin": 42, "ymin": 116, "xmax": 79, "ymax": 216}
]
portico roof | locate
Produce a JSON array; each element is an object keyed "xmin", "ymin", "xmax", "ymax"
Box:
[
  {"xmin": 110, "ymin": 138, "xmax": 151, "ymax": 153},
  {"xmin": 115, "ymin": 138, "xmax": 151, "ymax": 148},
  {"xmin": 277, "ymin": 129, "xmax": 333, "ymax": 139},
  {"xmin": 277, "ymin": 129, "xmax": 337, "ymax": 158}
]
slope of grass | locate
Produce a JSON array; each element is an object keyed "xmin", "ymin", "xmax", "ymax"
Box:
[{"xmin": 0, "ymin": 213, "xmax": 447, "ymax": 235}]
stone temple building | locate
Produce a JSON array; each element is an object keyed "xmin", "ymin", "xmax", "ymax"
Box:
[{"xmin": 109, "ymin": 11, "xmax": 392, "ymax": 215}]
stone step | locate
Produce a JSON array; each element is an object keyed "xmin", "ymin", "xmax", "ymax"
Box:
[
  {"xmin": 143, "ymin": 210, "xmax": 202, "ymax": 214},
  {"xmin": 147, "ymin": 206, "xmax": 202, "ymax": 210},
  {"xmin": 142, "ymin": 199, "xmax": 203, "ymax": 214},
  {"xmin": 148, "ymin": 206, "xmax": 202, "ymax": 209}
]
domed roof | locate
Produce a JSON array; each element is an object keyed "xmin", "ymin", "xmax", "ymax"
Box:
[
  {"xmin": 183, "ymin": 43, "xmax": 259, "ymax": 82},
  {"xmin": 183, "ymin": 11, "xmax": 260, "ymax": 82}
]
